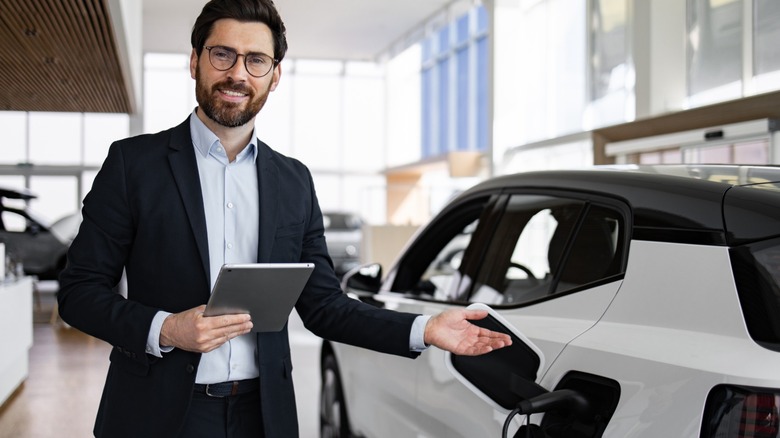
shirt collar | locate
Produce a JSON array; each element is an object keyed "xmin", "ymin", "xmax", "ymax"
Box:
[{"xmin": 189, "ymin": 109, "xmax": 258, "ymax": 163}]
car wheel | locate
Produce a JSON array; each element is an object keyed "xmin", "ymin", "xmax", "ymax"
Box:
[{"xmin": 320, "ymin": 353, "xmax": 350, "ymax": 438}]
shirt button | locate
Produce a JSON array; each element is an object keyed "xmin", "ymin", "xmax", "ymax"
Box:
[
  {"xmin": 186, "ymin": 364, "xmax": 195, "ymax": 373},
  {"xmin": 227, "ymin": 202, "xmax": 234, "ymax": 209},
  {"xmin": 227, "ymin": 243, "xmax": 233, "ymax": 250}
]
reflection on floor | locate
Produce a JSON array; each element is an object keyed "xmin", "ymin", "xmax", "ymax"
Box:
[{"xmin": 0, "ymin": 283, "xmax": 321, "ymax": 438}]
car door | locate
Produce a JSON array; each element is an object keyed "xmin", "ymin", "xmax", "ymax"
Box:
[
  {"xmin": 333, "ymin": 193, "xmax": 503, "ymax": 438},
  {"xmin": 384, "ymin": 191, "xmax": 629, "ymax": 437}
]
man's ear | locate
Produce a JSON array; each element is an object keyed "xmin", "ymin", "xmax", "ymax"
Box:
[
  {"xmin": 189, "ymin": 48, "xmax": 199, "ymax": 80},
  {"xmin": 269, "ymin": 62, "xmax": 282, "ymax": 92}
]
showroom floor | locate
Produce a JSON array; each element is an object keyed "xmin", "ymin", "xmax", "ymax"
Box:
[{"xmin": 0, "ymin": 282, "xmax": 321, "ymax": 437}]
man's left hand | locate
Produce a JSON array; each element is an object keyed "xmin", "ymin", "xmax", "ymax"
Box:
[{"xmin": 424, "ymin": 308, "xmax": 512, "ymax": 356}]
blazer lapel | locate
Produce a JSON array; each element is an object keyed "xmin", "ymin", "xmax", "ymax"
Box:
[
  {"xmin": 256, "ymin": 141, "xmax": 279, "ymax": 263},
  {"xmin": 167, "ymin": 119, "xmax": 211, "ymax": 281}
]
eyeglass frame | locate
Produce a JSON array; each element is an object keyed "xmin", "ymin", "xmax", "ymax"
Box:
[{"xmin": 202, "ymin": 45, "xmax": 279, "ymax": 78}]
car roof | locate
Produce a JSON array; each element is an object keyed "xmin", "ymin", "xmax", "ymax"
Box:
[{"xmin": 456, "ymin": 165, "xmax": 780, "ymax": 247}]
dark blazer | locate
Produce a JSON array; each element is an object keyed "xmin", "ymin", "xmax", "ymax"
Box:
[{"xmin": 58, "ymin": 117, "xmax": 419, "ymax": 438}]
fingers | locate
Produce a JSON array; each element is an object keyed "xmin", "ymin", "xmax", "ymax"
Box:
[{"xmin": 162, "ymin": 306, "xmax": 253, "ymax": 353}]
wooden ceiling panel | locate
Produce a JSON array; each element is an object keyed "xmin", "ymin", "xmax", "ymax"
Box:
[{"xmin": 0, "ymin": 0, "xmax": 130, "ymax": 113}]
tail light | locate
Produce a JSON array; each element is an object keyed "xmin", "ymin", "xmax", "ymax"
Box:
[{"xmin": 701, "ymin": 385, "xmax": 780, "ymax": 437}]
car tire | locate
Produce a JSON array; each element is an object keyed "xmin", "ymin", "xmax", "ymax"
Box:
[{"xmin": 320, "ymin": 353, "xmax": 351, "ymax": 438}]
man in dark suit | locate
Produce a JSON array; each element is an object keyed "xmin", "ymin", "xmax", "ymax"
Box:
[{"xmin": 57, "ymin": 0, "xmax": 511, "ymax": 437}]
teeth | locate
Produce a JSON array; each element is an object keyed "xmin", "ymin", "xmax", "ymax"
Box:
[{"xmin": 222, "ymin": 90, "xmax": 246, "ymax": 97}]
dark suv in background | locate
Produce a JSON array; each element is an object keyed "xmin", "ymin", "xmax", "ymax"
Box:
[{"xmin": 0, "ymin": 187, "xmax": 81, "ymax": 280}]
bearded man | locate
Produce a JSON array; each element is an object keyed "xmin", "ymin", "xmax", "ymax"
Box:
[{"xmin": 57, "ymin": 1, "xmax": 511, "ymax": 437}]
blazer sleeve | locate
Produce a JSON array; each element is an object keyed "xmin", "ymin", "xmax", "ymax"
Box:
[
  {"xmin": 57, "ymin": 142, "xmax": 159, "ymax": 364},
  {"xmin": 290, "ymin": 166, "xmax": 420, "ymax": 358}
]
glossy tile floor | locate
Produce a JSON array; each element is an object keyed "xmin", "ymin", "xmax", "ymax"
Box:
[{"xmin": 0, "ymin": 283, "xmax": 321, "ymax": 437}]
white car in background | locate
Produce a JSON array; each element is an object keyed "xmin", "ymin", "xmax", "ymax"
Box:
[{"xmin": 320, "ymin": 165, "xmax": 780, "ymax": 438}]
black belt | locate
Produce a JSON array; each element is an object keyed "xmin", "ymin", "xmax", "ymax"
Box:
[{"xmin": 193, "ymin": 378, "xmax": 260, "ymax": 397}]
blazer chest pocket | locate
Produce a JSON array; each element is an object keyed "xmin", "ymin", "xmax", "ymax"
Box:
[{"xmin": 271, "ymin": 221, "xmax": 304, "ymax": 261}]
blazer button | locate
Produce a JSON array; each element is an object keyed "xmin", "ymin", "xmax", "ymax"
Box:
[{"xmin": 186, "ymin": 364, "xmax": 195, "ymax": 373}]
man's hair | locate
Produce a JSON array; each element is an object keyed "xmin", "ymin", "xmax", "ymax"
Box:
[{"xmin": 191, "ymin": 0, "xmax": 288, "ymax": 61}]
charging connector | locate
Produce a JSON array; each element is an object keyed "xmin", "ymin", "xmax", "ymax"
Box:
[{"xmin": 501, "ymin": 389, "xmax": 589, "ymax": 438}]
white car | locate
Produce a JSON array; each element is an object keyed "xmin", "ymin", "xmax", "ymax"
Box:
[{"xmin": 320, "ymin": 165, "xmax": 780, "ymax": 438}]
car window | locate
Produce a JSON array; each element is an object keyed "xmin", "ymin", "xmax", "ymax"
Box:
[
  {"xmin": 470, "ymin": 195, "xmax": 625, "ymax": 306},
  {"xmin": 418, "ymin": 219, "xmax": 479, "ymax": 301},
  {"xmin": 731, "ymin": 236, "xmax": 780, "ymax": 351},
  {"xmin": 0, "ymin": 210, "xmax": 27, "ymax": 232},
  {"xmin": 390, "ymin": 195, "xmax": 500, "ymax": 299}
]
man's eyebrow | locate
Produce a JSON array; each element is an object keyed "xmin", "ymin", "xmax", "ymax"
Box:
[{"xmin": 210, "ymin": 44, "xmax": 273, "ymax": 57}]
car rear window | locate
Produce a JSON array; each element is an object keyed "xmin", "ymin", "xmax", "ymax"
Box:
[{"xmin": 731, "ymin": 237, "xmax": 780, "ymax": 352}]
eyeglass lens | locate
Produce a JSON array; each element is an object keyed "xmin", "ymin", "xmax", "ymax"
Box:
[{"xmin": 207, "ymin": 46, "xmax": 274, "ymax": 77}]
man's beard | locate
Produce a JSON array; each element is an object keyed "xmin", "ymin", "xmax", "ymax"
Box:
[{"xmin": 195, "ymin": 70, "xmax": 270, "ymax": 128}]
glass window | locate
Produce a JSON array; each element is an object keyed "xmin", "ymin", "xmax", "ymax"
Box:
[
  {"xmin": 0, "ymin": 112, "xmax": 27, "ymax": 164},
  {"xmin": 28, "ymin": 112, "xmax": 81, "ymax": 165},
  {"xmin": 686, "ymin": 0, "xmax": 743, "ymax": 101},
  {"xmin": 83, "ymin": 113, "xmax": 129, "ymax": 165},
  {"xmin": 476, "ymin": 35, "xmax": 489, "ymax": 151},
  {"xmin": 753, "ymin": 0, "xmax": 780, "ymax": 92},
  {"xmin": 590, "ymin": 0, "xmax": 629, "ymax": 101},
  {"xmin": 143, "ymin": 53, "xmax": 195, "ymax": 135},
  {"xmin": 293, "ymin": 72, "xmax": 341, "ymax": 168},
  {"xmin": 0, "ymin": 210, "xmax": 27, "ymax": 232},
  {"xmin": 29, "ymin": 177, "xmax": 78, "ymax": 223},
  {"xmin": 391, "ymin": 196, "xmax": 496, "ymax": 300},
  {"xmin": 753, "ymin": 0, "xmax": 780, "ymax": 77},
  {"xmin": 682, "ymin": 139, "xmax": 770, "ymax": 164},
  {"xmin": 731, "ymin": 237, "xmax": 780, "ymax": 350},
  {"xmin": 420, "ymin": 5, "xmax": 489, "ymax": 158},
  {"xmin": 471, "ymin": 195, "xmax": 625, "ymax": 306},
  {"xmin": 418, "ymin": 218, "xmax": 479, "ymax": 301},
  {"xmin": 456, "ymin": 45, "xmax": 469, "ymax": 151},
  {"xmin": 437, "ymin": 56, "xmax": 450, "ymax": 155}
]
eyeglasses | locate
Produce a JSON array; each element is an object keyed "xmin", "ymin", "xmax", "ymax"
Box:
[{"xmin": 203, "ymin": 45, "xmax": 277, "ymax": 78}]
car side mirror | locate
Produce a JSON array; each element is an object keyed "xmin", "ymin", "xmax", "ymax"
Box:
[{"xmin": 341, "ymin": 262, "xmax": 382, "ymax": 294}]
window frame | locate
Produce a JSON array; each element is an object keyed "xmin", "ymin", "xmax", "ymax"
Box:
[{"xmin": 385, "ymin": 187, "xmax": 631, "ymax": 307}]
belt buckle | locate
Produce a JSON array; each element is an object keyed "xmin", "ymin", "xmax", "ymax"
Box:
[{"xmin": 204, "ymin": 383, "xmax": 223, "ymax": 398}]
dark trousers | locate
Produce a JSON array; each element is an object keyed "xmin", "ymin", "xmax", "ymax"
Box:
[{"xmin": 178, "ymin": 390, "xmax": 264, "ymax": 438}]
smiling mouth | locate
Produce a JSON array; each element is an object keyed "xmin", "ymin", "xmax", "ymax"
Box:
[{"xmin": 220, "ymin": 89, "xmax": 248, "ymax": 98}]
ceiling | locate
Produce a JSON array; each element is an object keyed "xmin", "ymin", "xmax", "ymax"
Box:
[
  {"xmin": 0, "ymin": 0, "xmax": 456, "ymax": 114},
  {"xmin": 0, "ymin": 0, "xmax": 129, "ymax": 113},
  {"xmin": 143, "ymin": 0, "xmax": 456, "ymax": 60}
]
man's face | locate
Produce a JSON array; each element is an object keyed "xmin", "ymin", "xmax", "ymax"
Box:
[{"xmin": 190, "ymin": 19, "xmax": 281, "ymax": 128}]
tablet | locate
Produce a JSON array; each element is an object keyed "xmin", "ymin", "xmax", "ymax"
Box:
[{"xmin": 204, "ymin": 263, "xmax": 315, "ymax": 332}]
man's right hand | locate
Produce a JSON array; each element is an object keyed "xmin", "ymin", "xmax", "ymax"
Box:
[{"xmin": 159, "ymin": 305, "xmax": 253, "ymax": 353}]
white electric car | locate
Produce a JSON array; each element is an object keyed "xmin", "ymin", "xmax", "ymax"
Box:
[{"xmin": 320, "ymin": 165, "xmax": 780, "ymax": 438}]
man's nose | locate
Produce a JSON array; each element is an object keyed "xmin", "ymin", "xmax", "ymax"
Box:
[{"xmin": 226, "ymin": 55, "xmax": 250, "ymax": 80}]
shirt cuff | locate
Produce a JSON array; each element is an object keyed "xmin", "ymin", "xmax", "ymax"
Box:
[
  {"xmin": 410, "ymin": 315, "xmax": 432, "ymax": 352},
  {"xmin": 146, "ymin": 310, "xmax": 174, "ymax": 357}
]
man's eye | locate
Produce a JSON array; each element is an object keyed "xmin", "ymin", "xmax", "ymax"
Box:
[
  {"xmin": 214, "ymin": 49, "xmax": 233, "ymax": 60},
  {"xmin": 247, "ymin": 56, "xmax": 268, "ymax": 65}
]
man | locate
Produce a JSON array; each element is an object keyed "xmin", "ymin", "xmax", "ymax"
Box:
[{"xmin": 57, "ymin": 0, "xmax": 511, "ymax": 437}]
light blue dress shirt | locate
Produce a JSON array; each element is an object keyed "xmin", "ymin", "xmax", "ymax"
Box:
[{"xmin": 146, "ymin": 110, "xmax": 429, "ymax": 383}]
